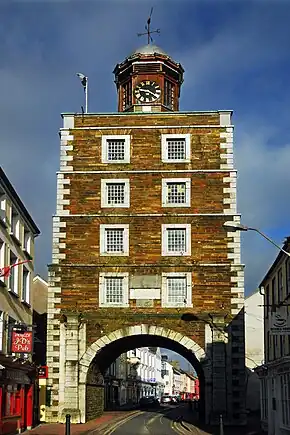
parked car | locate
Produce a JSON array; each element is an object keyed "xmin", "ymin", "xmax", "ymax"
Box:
[
  {"xmin": 139, "ymin": 396, "xmax": 160, "ymax": 409},
  {"xmin": 161, "ymin": 395, "xmax": 173, "ymax": 404}
]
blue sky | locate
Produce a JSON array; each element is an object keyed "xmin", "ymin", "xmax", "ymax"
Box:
[{"xmin": 1, "ymin": 0, "xmax": 290, "ymax": 299}]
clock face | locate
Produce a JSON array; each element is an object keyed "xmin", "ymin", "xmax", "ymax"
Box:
[{"xmin": 134, "ymin": 80, "xmax": 161, "ymax": 103}]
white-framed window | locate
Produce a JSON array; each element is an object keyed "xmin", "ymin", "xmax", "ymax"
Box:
[
  {"xmin": 101, "ymin": 135, "xmax": 130, "ymax": 163},
  {"xmin": 99, "ymin": 272, "xmax": 129, "ymax": 307},
  {"xmin": 162, "ymin": 224, "xmax": 191, "ymax": 256},
  {"xmin": 100, "ymin": 224, "xmax": 129, "ymax": 256},
  {"xmin": 162, "ymin": 272, "xmax": 192, "ymax": 307},
  {"xmin": 8, "ymin": 251, "xmax": 18, "ymax": 295},
  {"xmin": 24, "ymin": 229, "xmax": 31, "ymax": 254},
  {"xmin": 0, "ymin": 239, "xmax": 5, "ymax": 284},
  {"xmin": 10, "ymin": 208, "xmax": 20, "ymax": 241},
  {"xmin": 22, "ymin": 267, "xmax": 30, "ymax": 304},
  {"xmin": 101, "ymin": 179, "xmax": 130, "ymax": 208},
  {"xmin": 0, "ymin": 192, "xmax": 7, "ymax": 225},
  {"xmin": 161, "ymin": 134, "xmax": 190, "ymax": 162},
  {"xmin": 0, "ymin": 311, "xmax": 4, "ymax": 352},
  {"xmin": 162, "ymin": 178, "xmax": 191, "ymax": 207}
]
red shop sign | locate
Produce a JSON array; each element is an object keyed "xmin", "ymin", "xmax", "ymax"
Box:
[{"xmin": 11, "ymin": 330, "xmax": 33, "ymax": 353}]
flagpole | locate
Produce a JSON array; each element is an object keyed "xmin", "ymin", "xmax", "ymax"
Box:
[{"xmin": 85, "ymin": 77, "xmax": 88, "ymax": 113}]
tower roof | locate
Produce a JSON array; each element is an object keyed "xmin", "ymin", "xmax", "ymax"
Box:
[{"xmin": 128, "ymin": 44, "xmax": 169, "ymax": 59}]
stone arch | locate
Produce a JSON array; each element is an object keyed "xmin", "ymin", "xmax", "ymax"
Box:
[
  {"xmin": 78, "ymin": 324, "xmax": 212, "ymax": 423},
  {"xmin": 79, "ymin": 324, "xmax": 207, "ymax": 383}
]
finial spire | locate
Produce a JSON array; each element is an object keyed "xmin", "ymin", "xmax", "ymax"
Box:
[{"xmin": 137, "ymin": 7, "xmax": 160, "ymax": 45}]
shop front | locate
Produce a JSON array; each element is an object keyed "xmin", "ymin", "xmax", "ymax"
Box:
[{"xmin": 0, "ymin": 355, "xmax": 36, "ymax": 435}]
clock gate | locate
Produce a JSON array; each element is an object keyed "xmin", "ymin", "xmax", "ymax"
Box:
[{"xmin": 46, "ymin": 44, "xmax": 246, "ymax": 428}]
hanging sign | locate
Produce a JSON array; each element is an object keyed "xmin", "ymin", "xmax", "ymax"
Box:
[
  {"xmin": 11, "ymin": 329, "xmax": 33, "ymax": 353},
  {"xmin": 269, "ymin": 308, "xmax": 290, "ymax": 335},
  {"xmin": 38, "ymin": 366, "xmax": 48, "ymax": 379}
]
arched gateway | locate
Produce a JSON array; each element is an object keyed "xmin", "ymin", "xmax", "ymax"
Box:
[
  {"xmin": 78, "ymin": 325, "xmax": 209, "ymax": 423},
  {"xmin": 46, "ymin": 39, "xmax": 246, "ymax": 427}
]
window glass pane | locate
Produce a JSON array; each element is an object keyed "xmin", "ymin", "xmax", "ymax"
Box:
[
  {"xmin": 167, "ymin": 277, "xmax": 186, "ymax": 305},
  {"xmin": 167, "ymin": 139, "xmax": 186, "ymax": 160},
  {"xmin": 107, "ymin": 183, "xmax": 125, "ymax": 205},
  {"xmin": 105, "ymin": 277, "xmax": 123, "ymax": 304},
  {"xmin": 167, "ymin": 182, "xmax": 186, "ymax": 204},
  {"xmin": 167, "ymin": 229, "xmax": 186, "ymax": 252},
  {"xmin": 9, "ymin": 252, "xmax": 17, "ymax": 293},
  {"xmin": 105, "ymin": 229, "xmax": 124, "ymax": 253},
  {"xmin": 107, "ymin": 139, "xmax": 125, "ymax": 161}
]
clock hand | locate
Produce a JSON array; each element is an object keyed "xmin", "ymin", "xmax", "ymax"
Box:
[{"xmin": 145, "ymin": 89, "xmax": 157, "ymax": 97}]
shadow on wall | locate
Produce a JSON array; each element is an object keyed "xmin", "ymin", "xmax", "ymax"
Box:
[{"xmin": 245, "ymin": 367, "xmax": 260, "ymax": 412}]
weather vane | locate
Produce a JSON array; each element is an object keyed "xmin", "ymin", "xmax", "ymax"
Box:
[{"xmin": 137, "ymin": 7, "xmax": 160, "ymax": 45}]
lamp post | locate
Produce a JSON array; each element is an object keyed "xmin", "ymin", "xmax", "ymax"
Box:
[{"xmin": 223, "ymin": 221, "xmax": 290, "ymax": 257}]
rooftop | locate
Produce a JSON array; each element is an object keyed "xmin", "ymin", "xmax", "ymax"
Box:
[{"xmin": 128, "ymin": 44, "xmax": 169, "ymax": 58}]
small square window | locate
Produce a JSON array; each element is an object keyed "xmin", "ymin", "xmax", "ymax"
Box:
[
  {"xmin": 162, "ymin": 272, "xmax": 192, "ymax": 307},
  {"xmin": 99, "ymin": 272, "xmax": 129, "ymax": 307},
  {"xmin": 161, "ymin": 134, "xmax": 190, "ymax": 163},
  {"xmin": 162, "ymin": 178, "xmax": 191, "ymax": 207},
  {"xmin": 162, "ymin": 224, "xmax": 191, "ymax": 256},
  {"xmin": 100, "ymin": 224, "xmax": 129, "ymax": 256},
  {"xmin": 101, "ymin": 135, "xmax": 130, "ymax": 163},
  {"xmin": 101, "ymin": 179, "xmax": 130, "ymax": 208}
]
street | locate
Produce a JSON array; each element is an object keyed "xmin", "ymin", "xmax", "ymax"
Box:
[{"xmin": 100, "ymin": 404, "xmax": 207, "ymax": 435}]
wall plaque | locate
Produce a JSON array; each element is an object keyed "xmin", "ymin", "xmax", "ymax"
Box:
[{"xmin": 130, "ymin": 288, "xmax": 160, "ymax": 300}]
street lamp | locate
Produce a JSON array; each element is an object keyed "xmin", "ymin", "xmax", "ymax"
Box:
[{"xmin": 223, "ymin": 221, "xmax": 290, "ymax": 257}]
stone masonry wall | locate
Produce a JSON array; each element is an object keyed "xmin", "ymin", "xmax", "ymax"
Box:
[{"xmin": 46, "ymin": 111, "xmax": 245, "ymax": 424}]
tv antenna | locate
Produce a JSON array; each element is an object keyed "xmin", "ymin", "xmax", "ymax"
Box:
[{"xmin": 137, "ymin": 7, "xmax": 160, "ymax": 44}]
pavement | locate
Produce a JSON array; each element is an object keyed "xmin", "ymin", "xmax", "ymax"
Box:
[
  {"xmin": 22, "ymin": 410, "xmax": 142, "ymax": 435},
  {"xmin": 22, "ymin": 406, "xmax": 265, "ymax": 435}
]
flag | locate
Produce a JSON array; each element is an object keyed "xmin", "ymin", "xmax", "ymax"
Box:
[{"xmin": 0, "ymin": 260, "xmax": 32, "ymax": 278}]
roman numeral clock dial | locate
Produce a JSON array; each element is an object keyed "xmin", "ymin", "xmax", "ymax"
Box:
[{"xmin": 134, "ymin": 80, "xmax": 161, "ymax": 103}]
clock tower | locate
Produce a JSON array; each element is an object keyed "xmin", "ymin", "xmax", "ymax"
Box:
[{"xmin": 114, "ymin": 44, "xmax": 184, "ymax": 112}]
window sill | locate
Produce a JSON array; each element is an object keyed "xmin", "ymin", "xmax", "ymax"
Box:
[
  {"xmin": 10, "ymin": 233, "xmax": 21, "ymax": 247},
  {"xmin": 99, "ymin": 304, "xmax": 129, "ymax": 308},
  {"xmin": 162, "ymin": 203, "xmax": 190, "ymax": 208},
  {"xmin": 162, "ymin": 252, "xmax": 191, "ymax": 257},
  {"xmin": 102, "ymin": 160, "xmax": 130, "ymax": 164},
  {"xmin": 162, "ymin": 304, "xmax": 193, "ymax": 308},
  {"xmin": 21, "ymin": 299, "xmax": 31, "ymax": 308},
  {"xmin": 8, "ymin": 289, "xmax": 19, "ymax": 298},
  {"xmin": 100, "ymin": 252, "xmax": 129, "ymax": 257},
  {"xmin": 161, "ymin": 159, "xmax": 191, "ymax": 164},
  {"xmin": 101, "ymin": 204, "xmax": 130, "ymax": 209}
]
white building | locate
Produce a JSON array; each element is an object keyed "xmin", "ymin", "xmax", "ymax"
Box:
[
  {"xmin": 161, "ymin": 358, "xmax": 174, "ymax": 396},
  {"xmin": 245, "ymin": 289, "xmax": 264, "ymax": 411},
  {"xmin": 256, "ymin": 237, "xmax": 290, "ymax": 435},
  {"xmin": 127, "ymin": 347, "xmax": 164, "ymax": 399}
]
